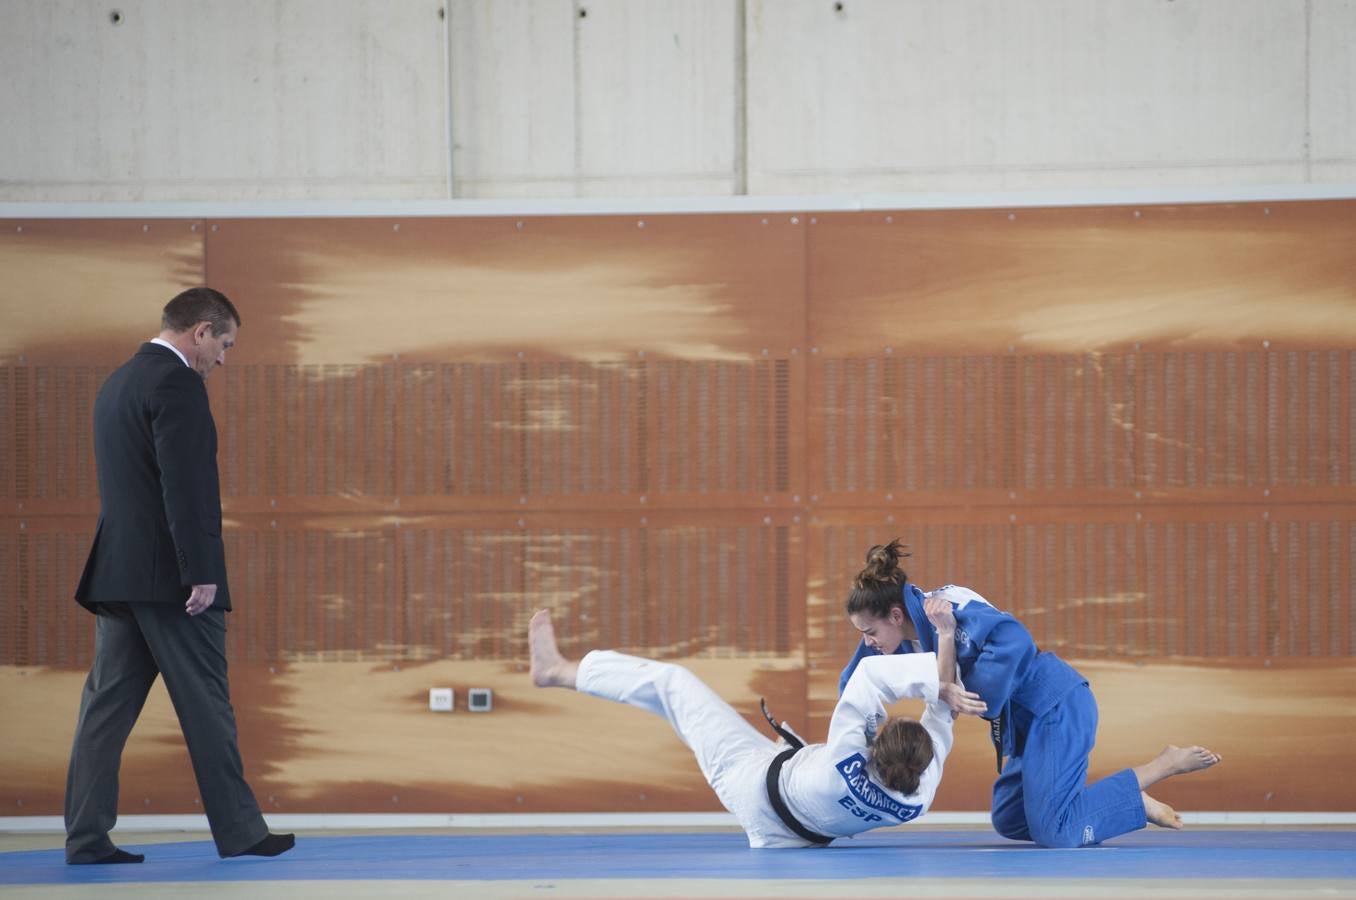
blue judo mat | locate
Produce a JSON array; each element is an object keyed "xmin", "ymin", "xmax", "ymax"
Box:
[{"xmin": 3, "ymin": 830, "xmax": 1353, "ymax": 885}]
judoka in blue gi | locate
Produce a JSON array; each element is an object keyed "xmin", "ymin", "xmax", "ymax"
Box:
[{"xmin": 839, "ymin": 540, "xmax": 1222, "ymax": 848}]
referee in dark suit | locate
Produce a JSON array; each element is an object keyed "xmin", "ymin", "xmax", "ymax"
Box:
[{"xmin": 65, "ymin": 288, "xmax": 293, "ymax": 864}]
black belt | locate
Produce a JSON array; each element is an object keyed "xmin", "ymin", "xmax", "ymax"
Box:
[
  {"xmin": 765, "ymin": 747, "xmax": 834, "ymax": 846},
  {"xmin": 988, "ymin": 712, "xmax": 1005, "ymax": 774},
  {"xmin": 760, "ymin": 698, "xmax": 804, "ymax": 749},
  {"xmin": 759, "ymin": 699, "xmax": 833, "ymax": 846}
]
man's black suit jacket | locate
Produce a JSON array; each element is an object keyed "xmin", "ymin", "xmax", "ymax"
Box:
[{"xmin": 75, "ymin": 342, "xmax": 231, "ymax": 611}]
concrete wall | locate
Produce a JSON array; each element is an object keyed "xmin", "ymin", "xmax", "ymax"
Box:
[{"xmin": 3, "ymin": 0, "xmax": 1355, "ymax": 200}]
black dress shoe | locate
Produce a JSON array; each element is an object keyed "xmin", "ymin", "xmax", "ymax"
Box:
[
  {"xmin": 69, "ymin": 847, "xmax": 145, "ymax": 864},
  {"xmin": 229, "ymin": 833, "xmax": 295, "ymax": 857}
]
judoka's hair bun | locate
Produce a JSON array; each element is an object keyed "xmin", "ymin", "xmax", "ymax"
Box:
[
  {"xmin": 846, "ymin": 539, "xmax": 912, "ymax": 618},
  {"xmin": 857, "ymin": 538, "xmax": 910, "ymax": 588}
]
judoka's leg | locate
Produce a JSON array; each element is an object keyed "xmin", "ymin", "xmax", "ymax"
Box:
[
  {"xmin": 530, "ymin": 610, "xmax": 773, "ymax": 798},
  {"xmin": 1133, "ymin": 745, "xmax": 1223, "ymax": 829},
  {"xmin": 1021, "ymin": 685, "xmax": 1147, "ymax": 848},
  {"xmin": 990, "ymin": 756, "xmax": 1031, "ymax": 841}
]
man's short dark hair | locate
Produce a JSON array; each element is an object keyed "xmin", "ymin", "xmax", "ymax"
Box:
[{"xmin": 162, "ymin": 287, "xmax": 241, "ymax": 335}]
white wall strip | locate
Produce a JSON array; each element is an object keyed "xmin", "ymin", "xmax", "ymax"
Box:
[
  {"xmin": 1, "ymin": 183, "xmax": 1354, "ymax": 220},
  {"xmin": 3, "ymin": 811, "xmax": 1353, "ymax": 834}
]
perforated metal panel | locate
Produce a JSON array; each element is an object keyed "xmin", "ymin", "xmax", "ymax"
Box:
[
  {"xmin": 1, "ymin": 529, "xmax": 94, "ymax": 668},
  {"xmin": 208, "ymin": 358, "xmax": 798, "ymax": 502},
  {"xmin": 652, "ymin": 359, "xmax": 790, "ymax": 495},
  {"xmin": 819, "ymin": 355, "xmax": 1016, "ymax": 492},
  {"xmin": 2, "ymin": 365, "xmax": 123, "ymax": 502},
  {"xmin": 211, "ymin": 522, "xmax": 796, "ymax": 665},
  {"xmin": 1268, "ymin": 517, "xmax": 1355, "ymax": 657}
]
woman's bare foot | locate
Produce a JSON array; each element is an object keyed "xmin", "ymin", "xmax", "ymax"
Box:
[
  {"xmin": 529, "ymin": 609, "xmax": 579, "ymax": 689},
  {"xmin": 1133, "ymin": 744, "xmax": 1222, "ymax": 790},
  {"xmin": 1158, "ymin": 744, "xmax": 1222, "ymax": 776},
  {"xmin": 1142, "ymin": 791, "xmax": 1183, "ymax": 830}
]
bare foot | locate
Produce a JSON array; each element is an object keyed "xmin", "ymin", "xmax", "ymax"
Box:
[
  {"xmin": 1134, "ymin": 744, "xmax": 1222, "ymax": 790},
  {"xmin": 1142, "ymin": 791, "xmax": 1183, "ymax": 829},
  {"xmin": 529, "ymin": 609, "xmax": 577, "ymax": 689},
  {"xmin": 1156, "ymin": 744, "xmax": 1222, "ymax": 776}
]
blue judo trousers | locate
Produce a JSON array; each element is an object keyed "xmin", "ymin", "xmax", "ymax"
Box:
[{"xmin": 840, "ymin": 584, "xmax": 1145, "ymax": 847}]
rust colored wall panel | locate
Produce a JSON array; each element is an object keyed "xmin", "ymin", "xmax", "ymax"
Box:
[
  {"xmin": 815, "ymin": 354, "xmax": 1020, "ymax": 494},
  {"xmin": 0, "ymin": 220, "xmax": 206, "ymax": 368},
  {"xmin": 2, "ymin": 201, "xmax": 1354, "ymax": 816},
  {"xmin": 0, "ymin": 219, "xmax": 204, "ymax": 515},
  {"xmin": 205, "ymin": 358, "xmax": 798, "ymax": 505},
  {"xmin": 0, "ymin": 518, "xmax": 802, "ymax": 669},
  {"xmin": 4, "ymin": 364, "xmax": 120, "ymax": 507},
  {"xmin": 811, "ymin": 347, "xmax": 1356, "ymax": 501},
  {"xmin": 805, "ymin": 202, "xmax": 1356, "ymax": 357},
  {"xmin": 1, "ymin": 527, "xmax": 95, "ymax": 669},
  {"xmin": 201, "ymin": 214, "xmax": 807, "ymax": 367}
]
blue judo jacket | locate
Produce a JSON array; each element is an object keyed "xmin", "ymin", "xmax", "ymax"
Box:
[{"xmin": 838, "ymin": 583, "xmax": 1086, "ymax": 762}]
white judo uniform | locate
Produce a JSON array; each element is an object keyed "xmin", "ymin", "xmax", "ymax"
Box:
[{"xmin": 576, "ymin": 649, "xmax": 954, "ymax": 848}]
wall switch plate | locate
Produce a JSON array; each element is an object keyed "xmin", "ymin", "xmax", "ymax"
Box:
[{"xmin": 467, "ymin": 688, "xmax": 492, "ymax": 712}]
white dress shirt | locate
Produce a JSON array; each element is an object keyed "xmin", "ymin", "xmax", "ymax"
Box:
[{"xmin": 150, "ymin": 337, "xmax": 190, "ymax": 368}]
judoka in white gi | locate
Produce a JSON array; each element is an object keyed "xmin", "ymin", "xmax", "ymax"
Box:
[{"xmin": 528, "ymin": 608, "xmax": 986, "ymax": 848}]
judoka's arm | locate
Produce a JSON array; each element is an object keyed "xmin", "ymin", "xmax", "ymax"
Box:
[
  {"xmin": 828, "ymin": 653, "xmax": 939, "ymax": 746},
  {"xmin": 828, "ymin": 654, "xmax": 983, "ymax": 747},
  {"xmin": 925, "ymin": 595, "xmax": 959, "ymax": 685},
  {"xmin": 925, "ymin": 596, "xmax": 987, "ymax": 718},
  {"xmin": 919, "ymin": 693, "xmax": 958, "ymax": 764}
]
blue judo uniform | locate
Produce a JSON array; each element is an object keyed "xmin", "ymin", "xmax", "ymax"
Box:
[{"xmin": 839, "ymin": 583, "xmax": 1146, "ymax": 847}]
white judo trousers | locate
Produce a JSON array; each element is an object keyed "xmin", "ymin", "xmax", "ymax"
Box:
[{"xmin": 576, "ymin": 649, "xmax": 808, "ymax": 848}]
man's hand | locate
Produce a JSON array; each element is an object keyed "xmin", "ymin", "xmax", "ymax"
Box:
[
  {"xmin": 924, "ymin": 596, "xmax": 957, "ymax": 636},
  {"xmin": 939, "ymin": 682, "xmax": 987, "ymax": 718},
  {"xmin": 186, "ymin": 584, "xmax": 217, "ymax": 616}
]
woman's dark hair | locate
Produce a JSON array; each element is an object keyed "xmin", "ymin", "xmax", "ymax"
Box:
[
  {"xmin": 870, "ymin": 717, "xmax": 933, "ymax": 795},
  {"xmin": 845, "ymin": 538, "xmax": 910, "ymax": 618},
  {"xmin": 161, "ymin": 287, "xmax": 241, "ymax": 336}
]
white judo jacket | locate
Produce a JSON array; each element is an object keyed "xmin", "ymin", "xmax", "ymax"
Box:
[{"xmin": 778, "ymin": 653, "xmax": 953, "ymax": 839}]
